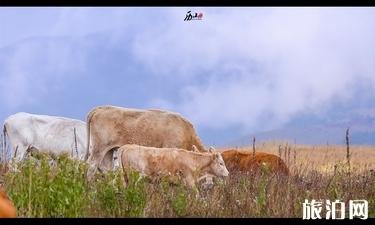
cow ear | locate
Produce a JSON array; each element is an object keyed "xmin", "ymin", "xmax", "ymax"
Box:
[{"xmin": 208, "ymin": 146, "xmax": 215, "ymax": 153}]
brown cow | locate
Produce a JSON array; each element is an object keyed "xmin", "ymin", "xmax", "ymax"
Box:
[
  {"xmin": 119, "ymin": 144, "xmax": 229, "ymax": 189},
  {"xmin": 85, "ymin": 106, "xmax": 206, "ymax": 179},
  {"xmin": 221, "ymin": 149, "xmax": 290, "ymax": 176},
  {"xmin": 0, "ymin": 186, "xmax": 16, "ymax": 218}
]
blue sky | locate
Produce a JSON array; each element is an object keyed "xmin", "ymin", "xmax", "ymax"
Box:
[{"xmin": 1, "ymin": 7, "xmax": 375, "ymax": 146}]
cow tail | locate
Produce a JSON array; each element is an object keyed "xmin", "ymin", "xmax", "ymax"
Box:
[
  {"xmin": 73, "ymin": 127, "xmax": 78, "ymax": 158},
  {"xmin": 84, "ymin": 114, "xmax": 91, "ymax": 161},
  {"xmin": 119, "ymin": 148, "xmax": 124, "ymax": 171},
  {"xmin": 119, "ymin": 148, "xmax": 128, "ymax": 185},
  {"xmin": 84, "ymin": 110, "xmax": 95, "ymax": 161},
  {"xmin": 2, "ymin": 124, "xmax": 7, "ymax": 170}
]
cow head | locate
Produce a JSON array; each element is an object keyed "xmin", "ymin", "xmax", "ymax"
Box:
[{"xmin": 209, "ymin": 152, "xmax": 229, "ymax": 177}]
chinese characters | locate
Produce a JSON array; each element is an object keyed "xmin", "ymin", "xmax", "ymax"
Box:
[
  {"xmin": 303, "ymin": 199, "xmax": 368, "ymax": 220},
  {"xmin": 184, "ymin": 11, "xmax": 203, "ymax": 21}
]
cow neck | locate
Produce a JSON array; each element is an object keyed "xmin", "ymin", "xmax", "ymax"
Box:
[{"xmin": 191, "ymin": 153, "xmax": 212, "ymax": 177}]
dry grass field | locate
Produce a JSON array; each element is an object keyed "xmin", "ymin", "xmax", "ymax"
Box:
[
  {"xmin": 219, "ymin": 142, "xmax": 375, "ymax": 175},
  {"xmin": 0, "ymin": 141, "xmax": 374, "ymax": 218}
]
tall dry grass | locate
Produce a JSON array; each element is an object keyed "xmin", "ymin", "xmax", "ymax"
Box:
[
  {"xmin": 220, "ymin": 141, "xmax": 375, "ymax": 175},
  {"xmin": 0, "ymin": 142, "xmax": 374, "ymax": 218}
]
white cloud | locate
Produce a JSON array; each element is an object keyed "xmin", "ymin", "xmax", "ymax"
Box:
[
  {"xmin": 132, "ymin": 7, "xmax": 375, "ymax": 134},
  {"xmin": 0, "ymin": 8, "xmax": 60, "ymax": 48},
  {"xmin": 0, "ymin": 39, "xmax": 87, "ymax": 109},
  {"xmin": 1, "ymin": 7, "xmax": 375, "ymax": 137}
]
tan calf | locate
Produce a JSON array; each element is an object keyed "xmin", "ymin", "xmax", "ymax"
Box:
[{"xmin": 119, "ymin": 144, "xmax": 229, "ymax": 189}]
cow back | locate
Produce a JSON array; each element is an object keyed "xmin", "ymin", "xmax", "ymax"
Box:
[
  {"xmin": 221, "ymin": 149, "xmax": 290, "ymax": 176},
  {"xmin": 88, "ymin": 106, "xmax": 206, "ymax": 152}
]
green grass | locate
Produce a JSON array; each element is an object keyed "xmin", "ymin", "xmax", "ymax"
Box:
[{"xmin": 1, "ymin": 154, "xmax": 374, "ymax": 218}]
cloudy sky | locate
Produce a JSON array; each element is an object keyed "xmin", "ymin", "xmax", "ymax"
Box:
[{"xmin": 1, "ymin": 7, "xmax": 375, "ymax": 146}]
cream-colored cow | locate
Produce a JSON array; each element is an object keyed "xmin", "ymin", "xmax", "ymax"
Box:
[
  {"xmin": 118, "ymin": 144, "xmax": 229, "ymax": 189},
  {"xmin": 85, "ymin": 105, "xmax": 206, "ymax": 179}
]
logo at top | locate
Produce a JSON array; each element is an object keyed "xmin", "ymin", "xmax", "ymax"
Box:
[{"xmin": 184, "ymin": 11, "xmax": 203, "ymax": 21}]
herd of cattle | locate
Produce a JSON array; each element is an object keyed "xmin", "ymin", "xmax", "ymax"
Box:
[{"xmin": 0, "ymin": 105, "xmax": 289, "ymax": 218}]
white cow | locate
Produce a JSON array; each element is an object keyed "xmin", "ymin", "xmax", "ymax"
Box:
[{"xmin": 1, "ymin": 112, "xmax": 88, "ymax": 166}]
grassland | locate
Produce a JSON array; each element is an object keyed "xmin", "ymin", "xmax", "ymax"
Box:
[
  {"xmin": 220, "ymin": 142, "xmax": 375, "ymax": 175},
  {"xmin": 0, "ymin": 142, "xmax": 374, "ymax": 218}
]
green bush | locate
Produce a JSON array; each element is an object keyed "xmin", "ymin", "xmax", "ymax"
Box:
[{"xmin": 5, "ymin": 154, "xmax": 87, "ymax": 217}]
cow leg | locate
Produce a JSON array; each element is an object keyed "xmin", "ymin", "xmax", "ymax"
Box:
[
  {"xmin": 112, "ymin": 148, "xmax": 120, "ymax": 170},
  {"xmin": 86, "ymin": 144, "xmax": 111, "ymax": 180},
  {"xmin": 184, "ymin": 174, "xmax": 197, "ymax": 189},
  {"xmin": 123, "ymin": 171, "xmax": 129, "ymax": 188},
  {"xmin": 100, "ymin": 148, "xmax": 115, "ymax": 173},
  {"xmin": 122, "ymin": 163, "xmax": 129, "ymax": 188},
  {"xmin": 121, "ymin": 167, "xmax": 146, "ymax": 188},
  {"xmin": 9, "ymin": 145, "xmax": 27, "ymax": 172},
  {"xmin": 184, "ymin": 174, "xmax": 201, "ymax": 199},
  {"xmin": 86, "ymin": 162, "xmax": 98, "ymax": 180}
]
